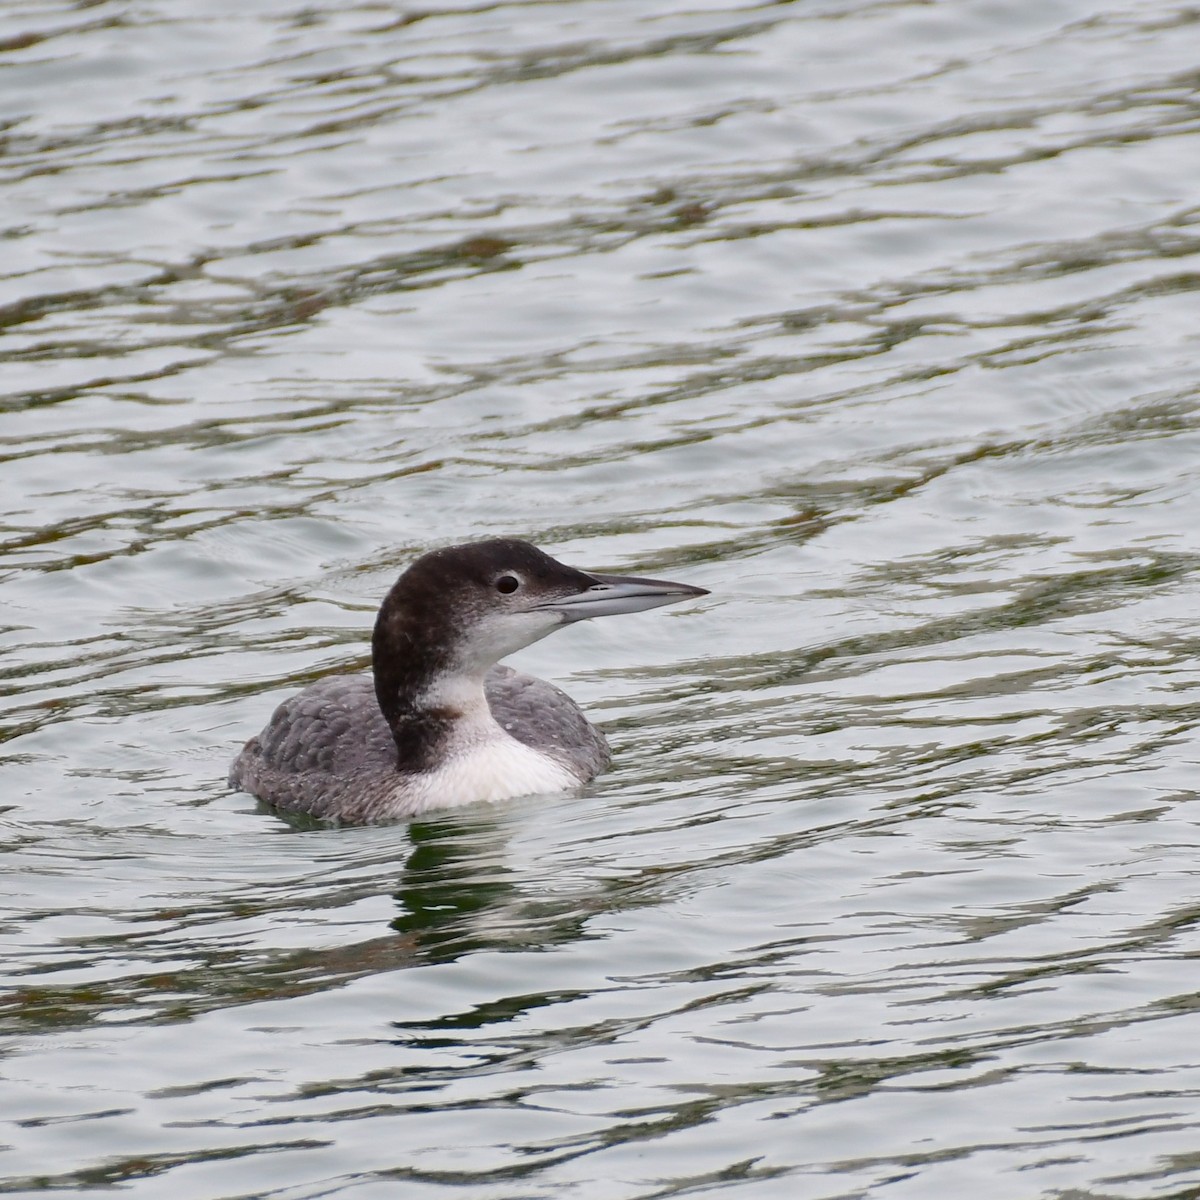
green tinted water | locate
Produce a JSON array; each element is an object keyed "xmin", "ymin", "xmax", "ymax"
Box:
[{"xmin": 2, "ymin": 1, "xmax": 1200, "ymax": 1196}]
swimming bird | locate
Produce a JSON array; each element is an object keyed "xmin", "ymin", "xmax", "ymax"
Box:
[{"xmin": 229, "ymin": 539, "xmax": 707, "ymax": 823}]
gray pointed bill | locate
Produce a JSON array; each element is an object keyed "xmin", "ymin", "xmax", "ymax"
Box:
[{"xmin": 537, "ymin": 570, "xmax": 709, "ymax": 624}]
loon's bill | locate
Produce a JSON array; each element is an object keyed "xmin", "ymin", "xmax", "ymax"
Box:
[{"xmin": 534, "ymin": 571, "xmax": 708, "ymax": 622}]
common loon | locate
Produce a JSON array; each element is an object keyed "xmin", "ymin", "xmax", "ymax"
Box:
[{"xmin": 229, "ymin": 539, "xmax": 707, "ymax": 823}]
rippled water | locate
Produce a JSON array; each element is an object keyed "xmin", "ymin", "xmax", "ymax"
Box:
[{"xmin": 3, "ymin": 0, "xmax": 1200, "ymax": 1195}]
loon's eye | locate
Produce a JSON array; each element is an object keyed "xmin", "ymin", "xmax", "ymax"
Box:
[{"xmin": 496, "ymin": 574, "xmax": 520, "ymax": 595}]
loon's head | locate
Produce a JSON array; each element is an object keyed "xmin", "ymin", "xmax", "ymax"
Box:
[{"xmin": 372, "ymin": 539, "xmax": 707, "ymax": 704}]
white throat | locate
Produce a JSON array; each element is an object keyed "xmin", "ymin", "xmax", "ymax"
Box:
[{"xmin": 401, "ymin": 671, "xmax": 580, "ymax": 815}]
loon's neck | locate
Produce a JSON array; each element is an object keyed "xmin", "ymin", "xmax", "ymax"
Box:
[
  {"xmin": 381, "ymin": 677, "xmax": 501, "ymax": 775},
  {"xmin": 374, "ymin": 666, "xmax": 582, "ymax": 804},
  {"xmin": 371, "ymin": 592, "xmax": 496, "ymax": 774}
]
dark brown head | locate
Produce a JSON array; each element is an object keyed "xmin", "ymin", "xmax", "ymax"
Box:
[{"xmin": 371, "ymin": 538, "xmax": 707, "ymax": 727}]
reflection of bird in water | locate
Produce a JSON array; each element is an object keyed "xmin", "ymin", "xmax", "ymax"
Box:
[
  {"xmin": 391, "ymin": 816, "xmax": 522, "ymax": 963},
  {"xmin": 231, "ymin": 539, "xmax": 707, "ymax": 823}
]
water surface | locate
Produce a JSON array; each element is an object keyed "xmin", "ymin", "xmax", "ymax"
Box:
[{"xmin": 2, "ymin": 1, "xmax": 1200, "ymax": 1196}]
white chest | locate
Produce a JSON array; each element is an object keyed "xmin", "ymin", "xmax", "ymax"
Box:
[{"xmin": 398, "ymin": 729, "xmax": 581, "ymax": 816}]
